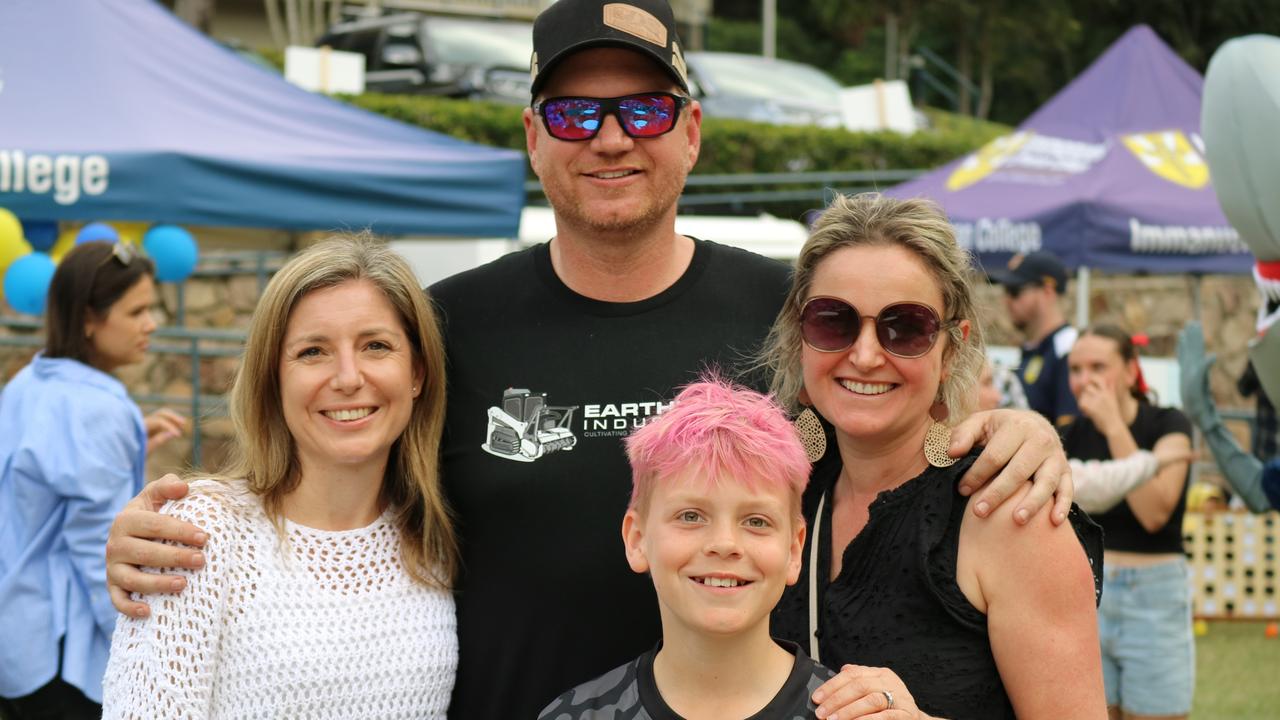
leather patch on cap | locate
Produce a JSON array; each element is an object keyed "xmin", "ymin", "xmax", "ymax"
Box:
[
  {"xmin": 671, "ymin": 41, "xmax": 688, "ymax": 84},
  {"xmin": 603, "ymin": 3, "xmax": 667, "ymax": 47}
]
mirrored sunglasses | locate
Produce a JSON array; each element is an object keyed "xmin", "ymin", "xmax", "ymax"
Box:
[
  {"xmin": 534, "ymin": 92, "xmax": 690, "ymax": 141},
  {"xmin": 800, "ymin": 296, "xmax": 952, "ymax": 359}
]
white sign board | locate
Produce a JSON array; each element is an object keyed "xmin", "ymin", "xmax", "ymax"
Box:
[
  {"xmin": 839, "ymin": 79, "xmax": 918, "ymax": 134},
  {"xmin": 285, "ymin": 46, "xmax": 365, "ymax": 95}
]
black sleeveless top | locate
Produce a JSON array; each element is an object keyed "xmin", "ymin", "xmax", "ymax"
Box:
[{"xmin": 771, "ymin": 451, "xmax": 1103, "ymax": 720}]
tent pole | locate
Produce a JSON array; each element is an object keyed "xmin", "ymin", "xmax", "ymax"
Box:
[
  {"xmin": 1075, "ymin": 266, "xmax": 1091, "ymax": 328},
  {"xmin": 1191, "ymin": 274, "xmax": 1203, "ymax": 322}
]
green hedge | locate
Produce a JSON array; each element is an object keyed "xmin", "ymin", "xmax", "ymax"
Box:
[
  {"xmin": 345, "ymin": 94, "xmax": 1008, "ymax": 217},
  {"xmin": 347, "ymin": 93, "xmax": 1007, "ymax": 172}
]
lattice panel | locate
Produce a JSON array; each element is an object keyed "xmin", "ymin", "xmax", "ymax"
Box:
[{"xmin": 1184, "ymin": 511, "xmax": 1280, "ymax": 619}]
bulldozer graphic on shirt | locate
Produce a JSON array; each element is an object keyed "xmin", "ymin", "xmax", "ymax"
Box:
[{"xmin": 481, "ymin": 388, "xmax": 579, "ymax": 462}]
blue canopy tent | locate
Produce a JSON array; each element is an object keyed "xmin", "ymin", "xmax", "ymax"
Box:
[{"xmin": 0, "ymin": 0, "xmax": 524, "ymax": 237}]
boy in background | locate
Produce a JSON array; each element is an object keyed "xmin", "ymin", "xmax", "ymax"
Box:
[{"xmin": 540, "ymin": 378, "xmax": 833, "ymax": 719}]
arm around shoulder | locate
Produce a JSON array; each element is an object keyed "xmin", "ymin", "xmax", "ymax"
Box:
[
  {"xmin": 106, "ymin": 474, "xmax": 207, "ymax": 616},
  {"xmin": 959, "ymin": 485, "xmax": 1106, "ymax": 719},
  {"xmin": 1070, "ymin": 451, "xmax": 1158, "ymax": 514}
]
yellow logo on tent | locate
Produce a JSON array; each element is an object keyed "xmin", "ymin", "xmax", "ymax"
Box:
[
  {"xmin": 946, "ymin": 132, "xmax": 1033, "ymax": 191},
  {"xmin": 1121, "ymin": 131, "xmax": 1209, "ymax": 189}
]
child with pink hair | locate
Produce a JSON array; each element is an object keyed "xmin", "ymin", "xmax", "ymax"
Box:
[{"xmin": 539, "ymin": 377, "xmax": 833, "ymax": 719}]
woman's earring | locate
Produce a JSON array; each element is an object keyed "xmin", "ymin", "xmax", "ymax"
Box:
[
  {"xmin": 795, "ymin": 406, "xmax": 826, "ymax": 462},
  {"xmin": 925, "ymin": 398, "xmax": 956, "ymax": 468}
]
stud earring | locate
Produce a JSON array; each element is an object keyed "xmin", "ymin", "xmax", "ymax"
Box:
[{"xmin": 794, "ymin": 406, "xmax": 826, "ymax": 462}]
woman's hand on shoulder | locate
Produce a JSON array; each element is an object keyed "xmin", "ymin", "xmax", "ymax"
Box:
[
  {"xmin": 106, "ymin": 474, "xmax": 207, "ymax": 618},
  {"xmin": 812, "ymin": 664, "xmax": 941, "ymax": 719},
  {"xmin": 949, "ymin": 409, "xmax": 1073, "ymax": 526}
]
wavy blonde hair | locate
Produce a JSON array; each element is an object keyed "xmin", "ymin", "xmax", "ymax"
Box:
[
  {"xmin": 212, "ymin": 234, "xmax": 455, "ymax": 588},
  {"xmin": 761, "ymin": 193, "xmax": 986, "ymax": 423}
]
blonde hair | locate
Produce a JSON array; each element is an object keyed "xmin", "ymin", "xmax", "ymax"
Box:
[
  {"xmin": 761, "ymin": 193, "xmax": 986, "ymax": 422},
  {"xmin": 211, "ymin": 234, "xmax": 455, "ymax": 588}
]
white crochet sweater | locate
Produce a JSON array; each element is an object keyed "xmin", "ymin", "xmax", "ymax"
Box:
[{"xmin": 102, "ymin": 480, "xmax": 456, "ymax": 719}]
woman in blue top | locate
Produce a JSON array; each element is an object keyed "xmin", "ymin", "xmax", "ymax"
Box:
[{"xmin": 0, "ymin": 240, "xmax": 185, "ymax": 719}]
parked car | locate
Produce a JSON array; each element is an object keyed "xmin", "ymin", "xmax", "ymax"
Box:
[
  {"xmin": 686, "ymin": 51, "xmax": 845, "ymax": 128},
  {"xmin": 318, "ymin": 13, "xmax": 532, "ymax": 103}
]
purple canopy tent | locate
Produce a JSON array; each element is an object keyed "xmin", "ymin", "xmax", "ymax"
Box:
[{"xmin": 889, "ymin": 25, "xmax": 1251, "ymax": 323}]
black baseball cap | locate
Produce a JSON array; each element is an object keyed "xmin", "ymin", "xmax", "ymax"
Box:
[
  {"xmin": 530, "ymin": 0, "xmax": 690, "ymax": 99},
  {"xmin": 987, "ymin": 251, "xmax": 1069, "ymax": 295}
]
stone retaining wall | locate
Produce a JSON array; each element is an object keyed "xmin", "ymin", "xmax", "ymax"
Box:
[{"xmin": 0, "ymin": 256, "xmax": 1265, "ymax": 478}]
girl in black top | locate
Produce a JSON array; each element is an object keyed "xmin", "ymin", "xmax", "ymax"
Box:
[{"xmin": 1062, "ymin": 325, "xmax": 1194, "ymax": 719}]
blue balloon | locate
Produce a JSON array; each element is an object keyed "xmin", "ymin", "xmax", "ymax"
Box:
[
  {"xmin": 21, "ymin": 220, "xmax": 59, "ymax": 252},
  {"xmin": 76, "ymin": 222, "xmax": 119, "ymax": 245},
  {"xmin": 3, "ymin": 252, "xmax": 56, "ymax": 316},
  {"xmin": 142, "ymin": 225, "xmax": 199, "ymax": 282}
]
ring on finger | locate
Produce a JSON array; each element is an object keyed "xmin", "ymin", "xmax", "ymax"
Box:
[{"xmin": 879, "ymin": 689, "xmax": 895, "ymax": 709}]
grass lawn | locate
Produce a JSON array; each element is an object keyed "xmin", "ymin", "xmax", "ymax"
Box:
[{"xmin": 1192, "ymin": 621, "xmax": 1280, "ymax": 719}]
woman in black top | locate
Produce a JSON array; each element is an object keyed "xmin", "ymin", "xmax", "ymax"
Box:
[
  {"xmin": 1062, "ymin": 325, "xmax": 1194, "ymax": 719},
  {"xmin": 764, "ymin": 194, "xmax": 1106, "ymax": 720}
]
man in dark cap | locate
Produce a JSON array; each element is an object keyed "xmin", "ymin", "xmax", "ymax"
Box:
[
  {"xmin": 989, "ymin": 250, "xmax": 1080, "ymax": 426},
  {"xmin": 427, "ymin": 1, "xmax": 802, "ymax": 715}
]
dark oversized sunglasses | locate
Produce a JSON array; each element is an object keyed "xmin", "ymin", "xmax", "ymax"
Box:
[
  {"xmin": 533, "ymin": 92, "xmax": 690, "ymax": 141},
  {"xmin": 800, "ymin": 296, "xmax": 953, "ymax": 359}
]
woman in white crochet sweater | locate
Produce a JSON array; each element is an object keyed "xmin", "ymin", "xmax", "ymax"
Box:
[{"xmin": 102, "ymin": 237, "xmax": 458, "ymax": 719}]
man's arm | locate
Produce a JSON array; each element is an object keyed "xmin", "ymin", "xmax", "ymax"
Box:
[
  {"xmin": 1071, "ymin": 451, "xmax": 1163, "ymax": 514},
  {"xmin": 105, "ymin": 475, "xmax": 207, "ymax": 617},
  {"xmin": 949, "ymin": 409, "xmax": 1074, "ymax": 525}
]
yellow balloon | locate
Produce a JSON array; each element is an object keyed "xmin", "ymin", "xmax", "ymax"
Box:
[
  {"xmin": 51, "ymin": 227, "xmax": 78, "ymax": 263},
  {"xmin": 0, "ymin": 208, "xmax": 31, "ymax": 275},
  {"xmin": 0, "ymin": 238, "xmax": 32, "ymax": 278},
  {"xmin": 0, "ymin": 208, "xmax": 20, "ymax": 242},
  {"xmin": 115, "ymin": 220, "xmax": 150, "ymax": 246}
]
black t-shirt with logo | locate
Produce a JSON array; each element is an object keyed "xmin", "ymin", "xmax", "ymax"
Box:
[
  {"xmin": 538, "ymin": 640, "xmax": 834, "ymax": 720},
  {"xmin": 429, "ymin": 240, "xmax": 790, "ymax": 719}
]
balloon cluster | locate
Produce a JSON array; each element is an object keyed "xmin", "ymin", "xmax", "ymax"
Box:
[{"xmin": 0, "ymin": 209, "xmax": 200, "ymax": 316}]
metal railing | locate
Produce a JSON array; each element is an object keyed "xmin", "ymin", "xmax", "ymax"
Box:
[
  {"xmin": 0, "ymin": 319, "xmax": 247, "ymax": 468},
  {"xmin": 525, "ymin": 168, "xmax": 927, "ymax": 211},
  {"xmin": 339, "ymin": 0, "xmax": 546, "ymax": 19},
  {"xmin": 0, "ymin": 250, "xmax": 288, "ymax": 467}
]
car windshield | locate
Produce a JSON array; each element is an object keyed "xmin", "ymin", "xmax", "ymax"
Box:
[
  {"xmin": 423, "ymin": 17, "xmax": 532, "ymax": 67},
  {"xmin": 691, "ymin": 52, "xmax": 842, "ymax": 106}
]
